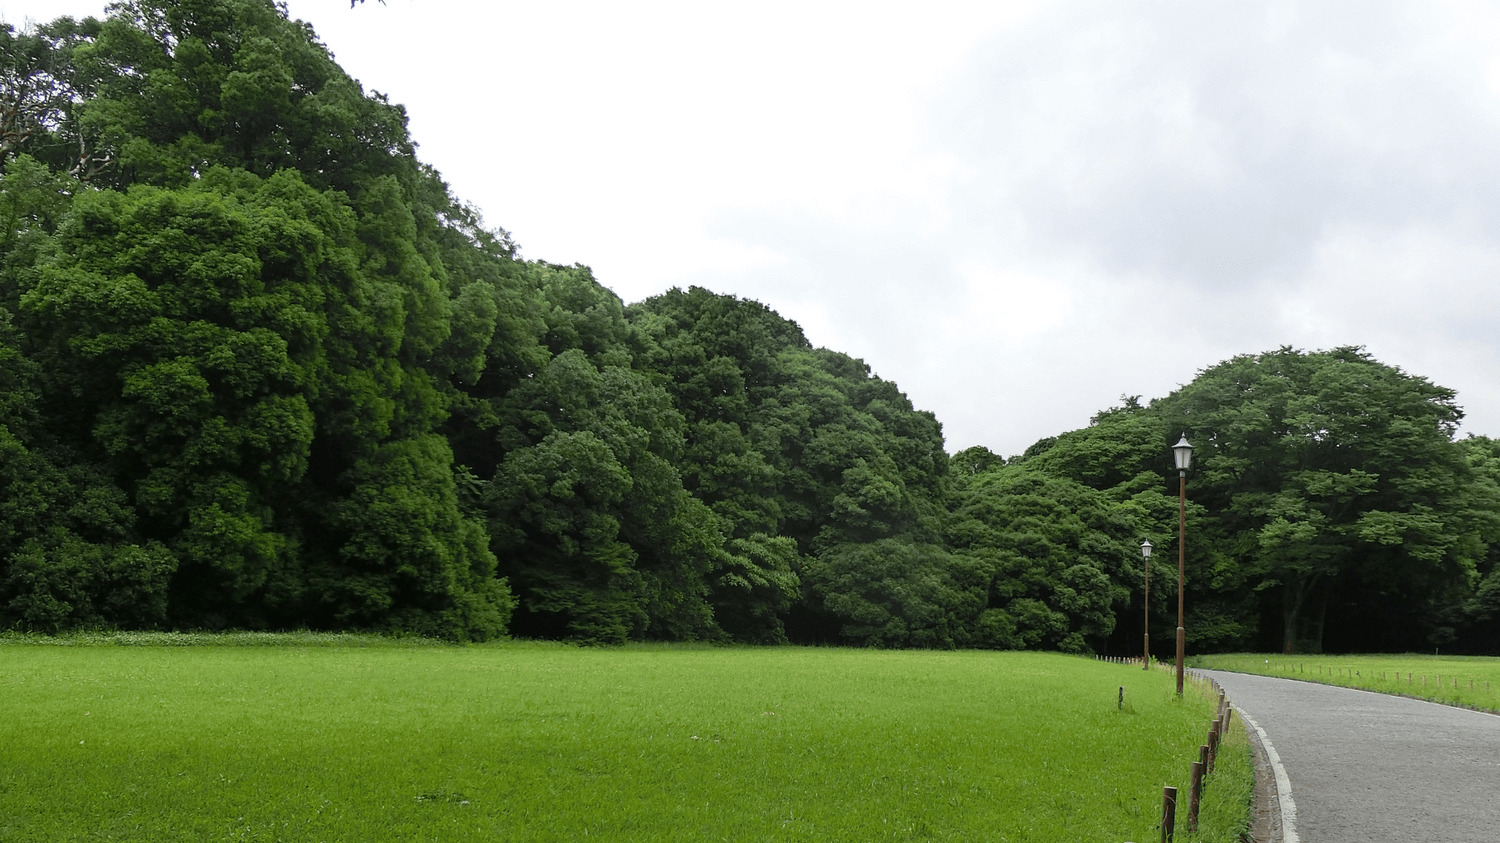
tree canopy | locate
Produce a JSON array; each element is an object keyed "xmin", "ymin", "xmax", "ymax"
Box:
[{"xmin": 1156, "ymin": 346, "xmax": 1481, "ymax": 653}]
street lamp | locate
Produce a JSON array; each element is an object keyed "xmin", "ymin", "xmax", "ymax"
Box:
[
  {"xmin": 1172, "ymin": 434, "xmax": 1193, "ymax": 696},
  {"xmin": 1140, "ymin": 539, "xmax": 1152, "ymax": 670}
]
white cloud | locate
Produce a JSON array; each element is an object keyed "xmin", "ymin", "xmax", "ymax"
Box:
[{"xmin": 948, "ymin": 259, "xmax": 1075, "ymax": 345}]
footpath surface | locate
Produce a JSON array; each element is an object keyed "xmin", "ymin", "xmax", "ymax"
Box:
[{"xmin": 1197, "ymin": 669, "xmax": 1500, "ymax": 843}]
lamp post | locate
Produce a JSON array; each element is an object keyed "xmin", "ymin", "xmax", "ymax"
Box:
[
  {"xmin": 1172, "ymin": 434, "xmax": 1193, "ymax": 696},
  {"xmin": 1140, "ymin": 539, "xmax": 1152, "ymax": 670}
]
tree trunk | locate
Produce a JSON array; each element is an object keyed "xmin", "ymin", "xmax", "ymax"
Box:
[
  {"xmin": 1281, "ymin": 572, "xmax": 1324, "ymax": 654},
  {"xmin": 1307, "ymin": 589, "xmax": 1330, "ymax": 654},
  {"xmin": 1282, "ymin": 596, "xmax": 1298, "ymax": 656}
]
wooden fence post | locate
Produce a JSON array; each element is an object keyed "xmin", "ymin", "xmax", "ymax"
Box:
[
  {"xmin": 1160, "ymin": 785, "xmax": 1177, "ymax": 843},
  {"xmin": 1188, "ymin": 759, "xmax": 1204, "ymax": 831}
]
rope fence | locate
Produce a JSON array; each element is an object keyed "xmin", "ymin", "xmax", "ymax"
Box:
[{"xmin": 1257, "ymin": 661, "xmax": 1492, "ymax": 694}]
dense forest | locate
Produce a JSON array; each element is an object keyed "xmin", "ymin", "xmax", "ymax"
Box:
[{"xmin": 4, "ymin": 0, "xmax": 1500, "ymax": 654}]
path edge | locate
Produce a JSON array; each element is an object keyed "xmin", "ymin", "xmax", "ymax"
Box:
[{"xmin": 1234, "ymin": 704, "xmax": 1298, "ymax": 843}]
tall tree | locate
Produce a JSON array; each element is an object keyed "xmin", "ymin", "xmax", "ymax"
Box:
[
  {"xmin": 1432, "ymin": 435, "xmax": 1500, "ymax": 652},
  {"xmin": 1159, "ymin": 346, "xmax": 1481, "ymax": 653},
  {"xmin": 630, "ymin": 287, "xmax": 950, "ymax": 644},
  {"xmin": 470, "ymin": 268, "xmax": 725, "ymax": 643},
  {"xmin": 0, "ymin": 0, "xmax": 521, "ymax": 638}
]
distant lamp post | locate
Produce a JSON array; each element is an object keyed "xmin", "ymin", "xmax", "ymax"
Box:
[
  {"xmin": 1140, "ymin": 539, "xmax": 1153, "ymax": 670},
  {"xmin": 1172, "ymin": 435, "xmax": 1194, "ymax": 696}
]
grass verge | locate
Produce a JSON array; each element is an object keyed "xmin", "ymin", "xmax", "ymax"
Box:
[
  {"xmin": 2, "ymin": 637, "xmax": 1246, "ymax": 841},
  {"xmin": 1190, "ymin": 652, "xmax": 1500, "ymax": 713},
  {"xmin": 1187, "ymin": 698, "xmax": 1254, "ymax": 843}
]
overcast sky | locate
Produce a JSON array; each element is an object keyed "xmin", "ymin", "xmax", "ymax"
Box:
[{"xmin": 9, "ymin": 1, "xmax": 1500, "ymax": 457}]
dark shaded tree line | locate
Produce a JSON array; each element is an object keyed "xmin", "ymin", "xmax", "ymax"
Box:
[{"xmin": 5, "ymin": 1, "xmax": 1500, "ymax": 653}]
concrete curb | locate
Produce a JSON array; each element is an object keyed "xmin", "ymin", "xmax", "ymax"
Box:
[{"xmin": 1234, "ymin": 703, "xmax": 1298, "ymax": 843}]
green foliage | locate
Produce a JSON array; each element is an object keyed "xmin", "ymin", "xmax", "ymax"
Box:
[
  {"xmin": 460, "ymin": 271, "xmax": 725, "ymax": 644},
  {"xmin": 2, "ymin": 535, "xmax": 176, "ymax": 632},
  {"xmin": 490, "ymin": 428, "xmax": 647, "ymax": 643},
  {"xmin": 630, "ymin": 287, "xmax": 952, "ymax": 644},
  {"xmin": 23, "ymin": 183, "xmax": 313, "ymax": 606},
  {"xmin": 1158, "ymin": 346, "xmax": 1482, "ymax": 653},
  {"xmin": 712, "ymin": 533, "xmax": 800, "ymax": 643},
  {"xmin": 803, "ymin": 538, "xmax": 981, "ymax": 648},
  {"xmin": 1023, "ymin": 398, "xmax": 1162, "ymax": 497},
  {"xmin": 314, "ymin": 434, "xmax": 513, "ymax": 640},
  {"xmin": 948, "ymin": 465, "xmax": 1136, "ymax": 652},
  {"xmin": 0, "ymin": 2, "xmax": 513, "ymax": 639},
  {"xmin": 6, "ymin": 0, "xmax": 1498, "ymax": 658},
  {"xmin": 631, "ymin": 287, "xmax": 947, "ymax": 551},
  {"xmin": 1443, "ymin": 435, "xmax": 1500, "ymax": 651},
  {"xmin": 950, "ymin": 444, "xmax": 1004, "ymax": 484},
  {"xmin": 1006, "ymin": 351, "xmax": 1500, "ymax": 656}
]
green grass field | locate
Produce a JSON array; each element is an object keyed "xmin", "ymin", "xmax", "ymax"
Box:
[
  {"xmin": 1, "ymin": 635, "xmax": 1249, "ymax": 842},
  {"xmin": 1191, "ymin": 652, "xmax": 1500, "ymax": 712}
]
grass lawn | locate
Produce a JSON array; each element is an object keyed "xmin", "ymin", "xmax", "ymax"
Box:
[
  {"xmin": 2, "ymin": 635, "xmax": 1248, "ymax": 842},
  {"xmin": 1191, "ymin": 652, "xmax": 1500, "ymax": 712}
]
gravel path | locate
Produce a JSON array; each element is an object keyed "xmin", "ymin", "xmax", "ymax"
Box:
[{"xmin": 1197, "ymin": 669, "xmax": 1500, "ymax": 843}]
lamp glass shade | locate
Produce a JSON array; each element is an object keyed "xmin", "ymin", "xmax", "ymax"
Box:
[
  {"xmin": 1172, "ymin": 435, "xmax": 1193, "ymax": 471},
  {"xmin": 1140, "ymin": 539, "xmax": 1153, "ymax": 558}
]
